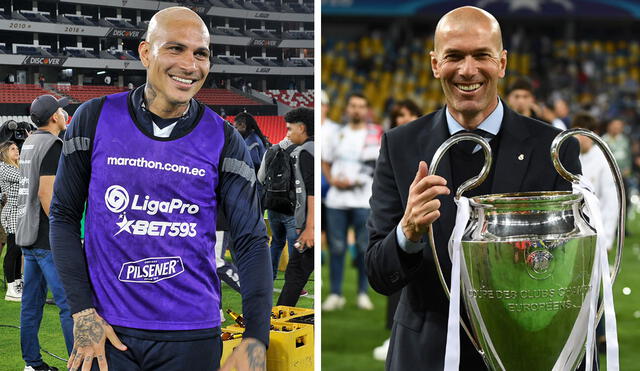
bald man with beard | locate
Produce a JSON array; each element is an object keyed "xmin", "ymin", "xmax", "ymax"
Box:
[
  {"xmin": 365, "ymin": 6, "xmax": 581, "ymax": 370},
  {"xmin": 50, "ymin": 7, "xmax": 270, "ymax": 371}
]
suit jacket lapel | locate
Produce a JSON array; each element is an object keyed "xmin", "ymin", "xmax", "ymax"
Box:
[
  {"xmin": 421, "ymin": 108, "xmax": 455, "ymax": 250},
  {"xmin": 491, "ymin": 105, "xmax": 534, "ymax": 194}
]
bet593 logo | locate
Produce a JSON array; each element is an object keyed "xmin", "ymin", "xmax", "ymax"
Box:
[{"xmin": 104, "ymin": 185, "xmax": 198, "ymax": 238}]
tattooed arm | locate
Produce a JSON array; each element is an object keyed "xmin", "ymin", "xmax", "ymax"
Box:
[
  {"xmin": 67, "ymin": 308, "xmax": 127, "ymax": 371},
  {"xmin": 218, "ymin": 338, "xmax": 266, "ymax": 371}
]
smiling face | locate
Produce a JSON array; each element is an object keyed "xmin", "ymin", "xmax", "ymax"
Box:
[
  {"xmin": 431, "ymin": 7, "xmax": 506, "ymax": 129},
  {"xmin": 139, "ymin": 7, "xmax": 210, "ymax": 117}
]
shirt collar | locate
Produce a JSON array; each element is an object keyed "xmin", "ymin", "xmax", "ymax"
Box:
[
  {"xmin": 446, "ymin": 97, "xmax": 503, "ymax": 136},
  {"xmin": 130, "ymin": 84, "xmax": 200, "ymax": 138}
]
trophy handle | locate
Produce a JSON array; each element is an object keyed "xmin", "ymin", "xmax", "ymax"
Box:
[
  {"xmin": 426, "ymin": 132, "xmax": 493, "ymax": 352},
  {"xmin": 551, "ymin": 128, "xmax": 625, "ymax": 321}
]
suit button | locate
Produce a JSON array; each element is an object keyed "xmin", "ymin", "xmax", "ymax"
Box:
[{"xmin": 389, "ymin": 272, "xmax": 400, "ymax": 283}]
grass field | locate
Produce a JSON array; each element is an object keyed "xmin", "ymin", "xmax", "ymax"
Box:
[
  {"xmin": 0, "ymin": 251, "xmax": 313, "ymax": 370},
  {"xmin": 321, "ymin": 221, "xmax": 640, "ymax": 371}
]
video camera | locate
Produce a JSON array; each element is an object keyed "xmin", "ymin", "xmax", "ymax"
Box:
[{"xmin": 0, "ymin": 120, "xmax": 36, "ymax": 148}]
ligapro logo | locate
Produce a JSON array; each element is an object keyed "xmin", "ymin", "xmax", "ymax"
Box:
[
  {"xmin": 105, "ymin": 185, "xmax": 129, "ymax": 213},
  {"xmin": 103, "ymin": 185, "xmax": 199, "ymax": 238}
]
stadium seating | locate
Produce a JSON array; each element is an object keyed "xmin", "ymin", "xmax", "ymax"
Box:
[
  {"xmin": 195, "ymin": 88, "xmax": 263, "ymax": 105},
  {"xmin": 53, "ymin": 85, "xmax": 128, "ymax": 102},
  {"xmin": 0, "ymin": 116, "xmax": 33, "ymax": 124},
  {"xmin": 264, "ymin": 90, "xmax": 314, "ymax": 108},
  {"xmin": 227, "ymin": 115, "xmax": 286, "ymax": 143},
  {"xmin": 0, "ymin": 84, "xmax": 61, "ymax": 104},
  {"xmin": 28, "ymin": 85, "xmax": 263, "ymax": 106}
]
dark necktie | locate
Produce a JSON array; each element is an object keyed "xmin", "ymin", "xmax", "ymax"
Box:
[{"xmin": 455, "ymin": 129, "xmax": 495, "ymax": 154}]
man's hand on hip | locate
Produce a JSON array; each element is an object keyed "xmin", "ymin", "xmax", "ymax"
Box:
[
  {"xmin": 219, "ymin": 337, "xmax": 266, "ymax": 371},
  {"xmin": 68, "ymin": 308, "xmax": 127, "ymax": 371},
  {"xmin": 400, "ymin": 161, "xmax": 450, "ymax": 242}
]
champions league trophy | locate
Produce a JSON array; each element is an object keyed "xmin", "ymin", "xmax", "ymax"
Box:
[{"xmin": 429, "ymin": 129, "xmax": 623, "ymax": 371}]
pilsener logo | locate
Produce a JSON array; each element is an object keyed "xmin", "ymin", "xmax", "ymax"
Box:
[{"xmin": 118, "ymin": 256, "xmax": 184, "ymax": 283}]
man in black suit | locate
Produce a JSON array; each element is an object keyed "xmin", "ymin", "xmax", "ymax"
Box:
[{"xmin": 365, "ymin": 6, "xmax": 581, "ymax": 370}]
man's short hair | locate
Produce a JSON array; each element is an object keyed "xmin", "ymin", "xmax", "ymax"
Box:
[
  {"xmin": 284, "ymin": 107, "xmax": 314, "ymax": 137},
  {"xmin": 347, "ymin": 92, "xmax": 368, "ymax": 106},
  {"xmin": 506, "ymin": 77, "xmax": 534, "ymax": 97},
  {"xmin": 571, "ymin": 112, "xmax": 599, "ymax": 132}
]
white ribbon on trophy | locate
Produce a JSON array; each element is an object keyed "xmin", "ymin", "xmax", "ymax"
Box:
[{"xmin": 444, "ymin": 196, "xmax": 470, "ymax": 371}]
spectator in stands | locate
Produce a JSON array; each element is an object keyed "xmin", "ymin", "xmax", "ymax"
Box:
[
  {"xmin": 38, "ymin": 75, "xmax": 45, "ymax": 89},
  {"xmin": 322, "ymin": 92, "xmax": 382, "ymax": 311},
  {"xmin": 17, "ymin": 94, "xmax": 73, "ymax": 371},
  {"xmin": 0, "ymin": 141, "xmax": 22, "ymax": 302},
  {"xmin": 389, "ymin": 99, "xmax": 422, "ymax": 129},
  {"xmin": 277, "ymin": 107, "xmax": 314, "ymax": 306},
  {"xmin": 49, "ymin": 7, "xmax": 270, "ymax": 371},
  {"xmin": 5, "ymin": 73, "xmax": 15, "ymax": 84}
]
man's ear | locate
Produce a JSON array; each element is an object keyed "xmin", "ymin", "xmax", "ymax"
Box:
[
  {"xmin": 498, "ymin": 49, "xmax": 507, "ymax": 79},
  {"xmin": 139, "ymin": 41, "xmax": 150, "ymax": 68},
  {"xmin": 430, "ymin": 51, "xmax": 440, "ymax": 79}
]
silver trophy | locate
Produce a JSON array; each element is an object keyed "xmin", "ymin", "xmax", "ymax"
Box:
[{"xmin": 428, "ymin": 129, "xmax": 624, "ymax": 370}]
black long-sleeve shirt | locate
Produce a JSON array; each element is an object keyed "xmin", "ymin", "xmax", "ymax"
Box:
[{"xmin": 49, "ymin": 85, "xmax": 272, "ymax": 346}]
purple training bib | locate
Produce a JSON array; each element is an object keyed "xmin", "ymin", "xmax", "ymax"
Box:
[{"xmin": 86, "ymin": 92, "xmax": 224, "ymax": 330}]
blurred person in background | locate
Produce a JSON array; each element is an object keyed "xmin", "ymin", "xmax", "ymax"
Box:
[
  {"xmin": 506, "ymin": 77, "xmax": 538, "ymax": 119},
  {"xmin": 18, "ymin": 94, "xmax": 73, "ymax": 371},
  {"xmin": 234, "ymin": 111, "xmax": 270, "ymax": 175},
  {"xmin": 572, "ymin": 113, "xmax": 618, "ymax": 249},
  {"xmin": 603, "ymin": 118, "xmax": 633, "ymax": 229},
  {"xmin": 506, "ymin": 77, "xmax": 566, "ymax": 129},
  {"xmin": 322, "ymin": 93, "xmax": 382, "ymax": 311},
  {"xmin": 321, "ymin": 91, "xmax": 341, "ymax": 241},
  {"xmin": 365, "ymin": 6, "xmax": 580, "ymax": 369},
  {"xmin": 553, "ymin": 97, "xmax": 572, "ymax": 128},
  {"xmin": 276, "ymin": 107, "xmax": 314, "ymax": 306},
  {"xmin": 539, "ymin": 101, "xmax": 568, "ymax": 130},
  {"xmin": 603, "ymin": 118, "xmax": 632, "ymax": 180},
  {"xmin": 389, "ymin": 99, "xmax": 422, "ymax": 129},
  {"xmin": 258, "ymin": 137, "xmax": 298, "ymax": 282},
  {"xmin": 0, "ymin": 140, "xmax": 22, "ymax": 301}
]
